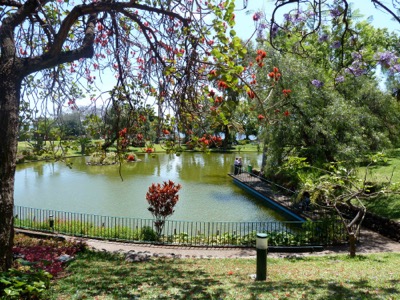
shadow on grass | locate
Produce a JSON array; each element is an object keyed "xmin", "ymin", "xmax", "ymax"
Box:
[
  {"xmin": 46, "ymin": 251, "xmax": 400, "ymax": 299},
  {"xmin": 242, "ymin": 278, "xmax": 399, "ymax": 300},
  {"xmin": 364, "ymin": 194, "xmax": 400, "ymax": 220},
  {"xmin": 48, "ymin": 251, "xmax": 226, "ymax": 299}
]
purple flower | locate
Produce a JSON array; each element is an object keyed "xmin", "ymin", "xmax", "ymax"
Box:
[
  {"xmin": 392, "ymin": 64, "xmax": 400, "ymax": 72},
  {"xmin": 351, "ymin": 52, "xmax": 362, "ymax": 60},
  {"xmin": 331, "ymin": 41, "xmax": 341, "ymax": 49},
  {"xmin": 335, "ymin": 75, "xmax": 345, "ymax": 83},
  {"xmin": 283, "ymin": 13, "xmax": 292, "ymax": 22},
  {"xmin": 307, "ymin": 11, "xmax": 316, "ymax": 18},
  {"xmin": 376, "ymin": 51, "xmax": 398, "ymax": 68},
  {"xmin": 311, "ymin": 79, "xmax": 324, "ymax": 88},
  {"xmin": 330, "ymin": 7, "xmax": 342, "ymax": 18},
  {"xmin": 345, "ymin": 61, "xmax": 366, "ymax": 76},
  {"xmin": 257, "ymin": 28, "xmax": 265, "ymax": 40},
  {"xmin": 271, "ymin": 23, "xmax": 279, "ymax": 38},
  {"xmin": 293, "ymin": 10, "xmax": 306, "ymax": 22},
  {"xmin": 318, "ymin": 34, "xmax": 329, "ymax": 42}
]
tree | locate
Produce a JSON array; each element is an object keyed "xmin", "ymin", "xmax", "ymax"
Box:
[
  {"xmin": 146, "ymin": 180, "xmax": 181, "ymax": 237},
  {"xmin": 59, "ymin": 112, "xmax": 85, "ymax": 139},
  {"xmin": 0, "ymin": 0, "xmax": 249, "ymax": 271},
  {"xmin": 247, "ymin": 17, "xmax": 400, "ymax": 178},
  {"xmin": 293, "ymin": 161, "xmax": 397, "ymax": 257}
]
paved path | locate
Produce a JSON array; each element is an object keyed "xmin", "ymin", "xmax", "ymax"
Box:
[
  {"xmin": 17, "ymin": 225, "xmax": 400, "ymax": 260},
  {"xmin": 80, "ymin": 228, "xmax": 400, "ymax": 259}
]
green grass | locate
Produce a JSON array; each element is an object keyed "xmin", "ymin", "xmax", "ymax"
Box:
[
  {"xmin": 363, "ymin": 194, "xmax": 400, "ymax": 221},
  {"xmin": 45, "ymin": 251, "xmax": 400, "ymax": 299},
  {"xmin": 358, "ymin": 149, "xmax": 400, "ymax": 221}
]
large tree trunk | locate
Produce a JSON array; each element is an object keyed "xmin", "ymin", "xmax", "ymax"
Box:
[{"xmin": 0, "ymin": 67, "xmax": 22, "ymax": 271}]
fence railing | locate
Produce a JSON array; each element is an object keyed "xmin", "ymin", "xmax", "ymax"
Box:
[{"xmin": 14, "ymin": 205, "xmax": 348, "ymax": 247}]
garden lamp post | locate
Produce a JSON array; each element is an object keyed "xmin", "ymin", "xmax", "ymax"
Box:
[
  {"xmin": 49, "ymin": 214, "xmax": 54, "ymax": 230},
  {"xmin": 256, "ymin": 233, "xmax": 268, "ymax": 281}
]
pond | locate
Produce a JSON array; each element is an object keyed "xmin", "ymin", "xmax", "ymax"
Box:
[{"xmin": 14, "ymin": 152, "xmax": 288, "ymax": 222}]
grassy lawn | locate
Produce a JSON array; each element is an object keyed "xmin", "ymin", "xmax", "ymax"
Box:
[
  {"xmin": 358, "ymin": 149, "xmax": 400, "ymax": 221},
  {"xmin": 45, "ymin": 250, "xmax": 400, "ymax": 299}
]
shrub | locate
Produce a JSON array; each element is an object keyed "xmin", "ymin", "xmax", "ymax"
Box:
[
  {"xmin": 146, "ymin": 180, "xmax": 182, "ymax": 236},
  {"xmin": 0, "ymin": 268, "xmax": 51, "ymax": 300},
  {"xmin": 135, "ymin": 226, "xmax": 158, "ymax": 242}
]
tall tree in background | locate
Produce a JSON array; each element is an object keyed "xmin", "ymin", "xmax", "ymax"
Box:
[{"xmin": 249, "ymin": 7, "xmax": 400, "ymax": 177}]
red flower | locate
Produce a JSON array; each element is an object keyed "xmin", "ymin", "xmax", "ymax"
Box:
[
  {"xmin": 282, "ymin": 89, "xmax": 292, "ymax": 96},
  {"xmin": 217, "ymin": 80, "xmax": 229, "ymax": 89},
  {"xmin": 247, "ymin": 90, "xmax": 255, "ymax": 99},
  {"xmin": 162, "ymin": 129, "xmax": 170, "ymax": 135},
  {"xmin": 257, "ymin": 49, "xmax": 267, "ymax": 58},
  {"xmin": 284, "ymin": 110, "xmax": 290, "ymax": 116},
  {"xmin": 257, "ymin": 114, "xmax": 265, "ymax": 121},
  {"xmin": 253, "ymin": 13, "xmax": 261, "ymax": 21},
  {"xmin": 215, "ymin": 96, "xmax": 223, "ymax": 103},
  {"xmin": 119, "ymin": 128, "xmax": 127, "ymax": 137}
]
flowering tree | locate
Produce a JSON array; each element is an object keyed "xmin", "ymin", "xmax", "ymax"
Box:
[
  {"xmin": 0, "ymin": 0, "xmax": 254, "ymax": 271},
  {"xmin": 252, "ymin": 0, "xmax": 400, "ymax": 78},
  {"xmin": 146, "ymin": 180, "xmax": 181, "ymax": 237}
]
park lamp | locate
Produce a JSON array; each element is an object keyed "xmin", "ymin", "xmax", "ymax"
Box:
[
  {"xmin": 256, "ymin": 233, "xmax": 268, "ymax": 281},
  {"xmin": 256, "ymin": 233, "xmax": 268, "ymax": 250},
  {"xmin": 49, "ymin": 214, "xmax": 54, "ymax": 229}
]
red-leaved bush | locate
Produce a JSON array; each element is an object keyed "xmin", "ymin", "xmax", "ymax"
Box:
[
  {"xmin": 146, "ymin": 180, "xmax": 181, "ymax": 236},
  {"xmin": 13, "ymin": 237, "xmax": 85, "ymax": 276}
]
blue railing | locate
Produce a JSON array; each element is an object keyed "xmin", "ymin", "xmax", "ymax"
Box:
[{"xmin": 14, "ymin": 205, "xmax": 348, "ymax": 247}]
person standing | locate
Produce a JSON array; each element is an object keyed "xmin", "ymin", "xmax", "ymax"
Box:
[{"xmin": 234, "ymin": 157, "xmax": 242, "ymax": 175}]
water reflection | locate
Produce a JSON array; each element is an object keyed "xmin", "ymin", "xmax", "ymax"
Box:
[{"xmin": 15, "ymin": 152, "xmax": 287, "ymax": 222}]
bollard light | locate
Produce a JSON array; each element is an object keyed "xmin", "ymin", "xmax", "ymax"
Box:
[
  {"xmin": 256, "ymin": 233, "xmax": 268, "ymax": 249},
  {"xmin": 256, "ymin": 233, "xmax": 268, "ymax": 281},
  {"xmin": 49, "ymin": 215, "xmax": 54, "ymax": 230}
]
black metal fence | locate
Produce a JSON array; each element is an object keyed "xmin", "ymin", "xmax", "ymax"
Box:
[{"xmin": 14, "ymin": 205, "xmax": 348, "ymax": 247}]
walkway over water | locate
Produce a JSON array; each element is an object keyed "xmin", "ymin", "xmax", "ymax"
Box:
[{"xmin": 229, "ymin": 171, "xmax": 314, "ymax": 221}]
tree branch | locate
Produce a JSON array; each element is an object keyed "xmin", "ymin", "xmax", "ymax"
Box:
[{"xmin": 371, "ymin": 0, "xmax": 400, "ymax": 24}]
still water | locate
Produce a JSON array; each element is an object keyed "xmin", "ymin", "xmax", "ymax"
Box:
[{"xmin": 14, "ymin": 152, "xmax": 287, "ymax": 222}]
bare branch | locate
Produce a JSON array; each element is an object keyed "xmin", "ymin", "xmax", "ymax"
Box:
[{"xmin": 371, "ymin": 0, "xmax": 400, "ymax": 24}]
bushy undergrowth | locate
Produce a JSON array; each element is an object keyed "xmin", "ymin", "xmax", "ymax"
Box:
[
  {"xmin": 0, "ymin": 268, "xmax": 51, "ymax": 300},
  {"xmin": 0, "ymin": 235, "xmax": 86, "ymax": 300}
]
